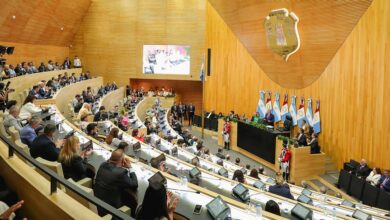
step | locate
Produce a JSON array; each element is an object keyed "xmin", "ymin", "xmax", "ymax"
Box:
[{"xmin": 315, "ymin": 175, "xmax": 358, "ymax": 202}]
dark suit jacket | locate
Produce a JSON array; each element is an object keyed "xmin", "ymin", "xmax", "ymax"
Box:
[
  {"xmin": 268, "ymin": 184, "xmax": 294, "ymax": 200},
  {"xmin": 355, "ymin": 165, "xmax": 370, "ymax": 178},
  {"xmin": 215, "ymin": 152, "xmax": 226, "ymax": 160},
  {"xmin": 60, "ymin": 156, "xmax": 88, "ymax": 181},
  {"xmin": 309, "ymin": 139, "xmax": 321, "ymax": 154},
  {"xmin": 297, "ymin": 133, "xmax": 307, "ymax": 146},
  {"xmin": 94, "ymin": 162, "xmax": 138, "ymax": 214},
  {"xmin": 188, "ymin": 105, "xmax": 195, "ymax": 114},
  {"xmin": 379, "ymin": 176, "xmax": 390, "ymax": 192},
  {"xmin": 30, "ymin": 135, "xmax": 60, "ymax": 161}
]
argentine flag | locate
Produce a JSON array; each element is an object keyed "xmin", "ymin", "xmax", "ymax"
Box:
[
  {"xmin": 265, "ymin": 92, "xmax": 272, "ymax": 110},
  {"xmin": 273, "ymin": 92, "xmax": 281, "ymax": 122},
  {"xmin": 297, "ymin": 97, "xmax": 305, "ymax": 128},
  {"xmin": 281, "ymin": 94, "xmax": 289, "ymax": 122},
  {"xmin": 313, "ymin": 100, "xmax": 321, "ymax": 133},
  {"xmin": 289, "ymin": 96, "xmax": 297, "ymax": 126},
  {"xmin": 256, "ymin": 91, "xmax": 267, "ymax": 118},
  {"xmin": 305, "ymin": 98, "xmax": 313, "ymax": 126},
  {"xmin": 200, "ymin": 56, "xmax": 205, "ymax": 82}
]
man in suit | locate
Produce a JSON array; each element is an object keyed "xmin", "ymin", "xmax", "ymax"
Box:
[
  {"xmin": 94, "ymin": 106, "xmax": 108, "ymax": 122},
  {"xmin": 3, "ymin": 105, "xmax": 22, "ymax": 133},
  {"xmin": 263, "ymin": 109, "xmax": 275, "ymax": 126},
  {"xmin": 206, "ymin": 110, "xmax": 216, "ymax": 120},
  {"xmin": 268, "ymin": 178, "xmax": 294, "ymax": 200},
  {"xmin": 30, "ymin": 124, "xmax": 62, "ymax": 161},
  {"xmin": 379, "ymin": 170, "xmax": 390, "ymax": 193},
  {"xmin": 94, "ymin": 149, "xmax": 138, "ymax": 217},
  {"xmin": 187, "ymin": 103, "xmax": 195, "ymax": 126},
  {"xmin": 295, "ymin": 128, "xmax": 307, "ymax": 146},
  {"xmin": 354, "ymin": 159, "xmax": 371, "ymax": 179},
  {"xmin": 308, "ymin": 133, "xmax": 320, "ymax": 154},
  {"xmin": 63, "ymin": 57, "xmax": 71, "ymax": 69},
  {"xmin": 177, "ymin": 102, "xmax": 185, "ymax": 123},
  {"xmin": 20, "ymin": 116, "xmax": 41, "ymax": 148}
]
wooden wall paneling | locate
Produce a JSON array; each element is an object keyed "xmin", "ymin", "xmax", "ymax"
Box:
[
  {"xmin": 130, "ymin": 79, "xmax": 203, "ymax": 115},
  {"xmin": 70, "ymin": 0, "xmax": 206, "ymax": 85},
  {"xmin": 0, "ymin": 41, "xmax": 69, "ymax": 68},
  {"xmin": 0, "ymin": 0, "xmax": 91, "ymax": 46},
  {"xmin": 205, "ymin": 0, "xmax": 390, "ymax": 170},
  {"xmin": 208, "ymin": 0, "xmax": 373, "ymax": 89}
]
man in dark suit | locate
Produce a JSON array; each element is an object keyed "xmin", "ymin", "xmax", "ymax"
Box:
[
  {"xmin": 308, "ymin": 133, "xmax": 321, "ymax": 154},
  {"xmin": 94, "ymin": 106, "xmax": 108, "ymax": 122},
  {"xmin": 295, "ymin": 128, "xmax": 307, "ymax": 146},
  {"xmin": 354, "ymin": 159, "xmax": 371, "ymax": 179},
  {"xmin": 187, "ymin": 103, "xmax": 195, "ymax": 126},
  {"xmin": 30, "ymin": 124, "xmax": 62, "ymax": 161},
  {"xmin": 379, "ymin": 170, "xmax": 390, "ymax": 193},
  {"xmin": 268, "ymin": 178, "xmax": 294, "ymax": 200},
  {"xmin": 263, "ymin": 109, "xmax": 275, "ymax": 126},
  {"xmin": 94, "ymin": 149, "xmax": 138, "ymax": 217},
  {"xmin": 177, "ymin": 102, "xmax": 185, "ymax": 123}
]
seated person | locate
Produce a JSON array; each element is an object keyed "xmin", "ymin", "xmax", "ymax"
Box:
[
  {"xmin": 308, "ymin": 133, "xmax": 320, "ymax": 154},
  {"xmin": 232, "ymin": 169, "xmax": 247, "ymax": 184},
  {"xmin": 268, "ymin": 178, "xmax": 294, "ymax": 200},
  {"xmin": 93, "ymin": 106, "xmax": 108, "ymax": 122},
  {"xmin": 20, "ymin": 116, "xmax": 41, "ymax": 148},
  {"xmin": 263, "ymin": 109, "xmax": 275, "ymax": 126},
  {"xmin": 366, "ymin": 168, "xmax": 382, "ymax": 186},
  {"xmin": 295, "ymin": 128, "xmax": 307, "ymax": 146},
  {"xmin": 86, "ymin": 123, "xmax": 104, "ymax": 141},
  {"xmin": 265, "ymin": 200, "xmax": 281, "ymax": 216},
  {"xmin": 30, "ymin": 124, "xmax": 63, "ymax": 161},
  {"xmin": 3, "ymin": 105, "xmax": 22, "ymax": 133},
  {"xmin": 19, "ymin": 95, "xmax": 42, "ymax": 120},
  {"xmin": 235, "ymin": 157, "xmax": 241, "ymax": 167},
  {"xmin": 58, "ymin": 135, "xmax": 93, "ymax": 181},
  {"xmin": 105, "ymin": 128, "xmax": 121, "ymax": 148},
  {"xmin": 94, "ymin": 149, "xmax": 138, "ymax": 216},
  {"xmin": 354, "ymin": 159, "xmax": 371, "ymax": 179},
  {"xmin": 77, "ymin": 103, "xmax": 92, "ymax": 120},
  {"xmin": 132, "ymin": 129, "xmax": 144, "ymax": 142},
  {"xmin": 251, "ymin": 112, "xmax": 261, "ymax": 123},
  {"xmin": 73, "ymin": 98, "xmax": 84, "ymax": 113},
  {"xmin": 215, "ymin": 148, "xmax": 226, "ymax": 159},
  {"xmin": 136, "ymin": 182, "xmax": 179, "ymax": 220},
  {"xmin": 379, "ymin": 170, "xmax": 390, "ymax": 193},
  {"xmin": 249, "ymin": 168, "xmax": 260, "ymax": 179}
]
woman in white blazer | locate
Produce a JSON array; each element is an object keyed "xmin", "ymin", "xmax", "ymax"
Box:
[
  {"xmin": 19, "ymin": 95, "xmax": 42, "ymax": 120},
  {"xmin": 366, "ymin": 167, "xmax": 381, "ymax": 186}
]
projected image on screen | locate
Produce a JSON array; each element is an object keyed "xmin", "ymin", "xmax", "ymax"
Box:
[{"xmin": 143, "ymin": 45, "xmax": 190, "ymax": 75}]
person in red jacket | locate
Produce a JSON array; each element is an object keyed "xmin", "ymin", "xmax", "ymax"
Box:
[
  {"xmin": 222, "ymin": 118, "xmax": 232, "ymax": 150},
  {"xmin": 279, "ymin": 143, "xmax": 291, "ymax": 181}
]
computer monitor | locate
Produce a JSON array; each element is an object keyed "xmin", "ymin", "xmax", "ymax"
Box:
[
  {"xmin": 189, "ymin": 167, "xmax": 201, "ymax": 178},
  {"xmin": 206, "ymin": 196, "xmax": 231, "ymax": 220},
  {"xmin": 266, "ymin": 178, "xmax": 276, "ymax": 185},
  {"xmin": 253, "ymin": 180, "xmax": 266, "ymax": 190},
  {"xmin": 297, "ymin": 194, "xmax": 313, "ymax": 205},
  {"xmin": 341, "ymin": 200, "xmax": 355, "ymax": 208},
  {"xmin": 171, "ymin": 147, "xmax": 178, "ymax": 156},
  {"xmin": 148, "ymin": 172, "xmax": 167, "ymax": 187},
  {"xmin": 301, "ymin": 188, "xmax": 312, "ymax": 196},
  {"xmin": 232, "ymin": 183, "xmax": 249, "ymax": 202},
  {"xmin": 291, "ymin": 203, "xmax": 313, "ymax": 220},
  {"xmin": 352, "ymin": 210, "xmax": 372, "ymax": 220},
  {"xmin": 218, "ymin": 168, "xmax": 228, "ymax": 178}
]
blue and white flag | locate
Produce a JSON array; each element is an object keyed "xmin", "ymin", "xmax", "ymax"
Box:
[
  {"xmin": 313, "ymin": 100, "xmax": 321, "ymax": 133},
  {"xmin": 200, "ymin": 56, "xmax": 205, "ymax": 82},
  {"xmin": 305, "ymin": 98, "xmax": 313, "ymax": 126},
  {"xmin": 256, "ymin": 91, "xmax": 267, "ymax": 118},
  {"xmin": 281, "ymin": 94, "xmax": 289, "ymax": 122},
  {"xmin": 289, "ymin": 96, "xmax": 297, "ymax": 126},
  {"xmin": 297, "ymin": 97, "xmax": 305, "ymax": 128},
  {"xmin": 273, "ymin": 92, "xmax": 281, "ymax": 122}
]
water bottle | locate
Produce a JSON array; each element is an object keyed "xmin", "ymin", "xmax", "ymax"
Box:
[
  {"xmin": 181, "ymin": 176, "xmax": 188, "ymax": 187},
  {"xmin": 256, "ymin": 204, "xmax": 262, "ymax": 218},
  {"xmin": 332, "ymin": 207, "xmax": 337, "ymax": 219}
]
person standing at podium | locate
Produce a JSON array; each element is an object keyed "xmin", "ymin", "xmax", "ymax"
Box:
[
  {"xmin": 279, "ymin": 143, "xmax": 291, "ymax": 181},
  {"xmin": 222, "ymin": 118, "xmax": 231, "ymax": 150}
]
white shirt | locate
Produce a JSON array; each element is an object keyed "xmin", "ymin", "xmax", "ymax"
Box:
[
  {"xmin": 366, "ymin": 171, "xmax": 381, "ymax": 186},
  {"xmin": 20, "ymin": 102, "xmax": 42, "ymax": 120},
  {"xmin": 74, "ymin": 58, "xmax": 81, "ymax": 67}
]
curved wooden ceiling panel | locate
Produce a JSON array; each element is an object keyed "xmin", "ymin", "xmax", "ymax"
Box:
[
  {"xmin": 0, "ymin": 0, "xmax": 91, "ymax": 46},
  {"xmin": 209, "ymin": 0, "xmax": 373, "ymax": 88}
]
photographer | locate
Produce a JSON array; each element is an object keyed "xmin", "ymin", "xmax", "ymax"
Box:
[{"xmin": 0, "ymin": 82, "xmax": 16, "ymax": 111}]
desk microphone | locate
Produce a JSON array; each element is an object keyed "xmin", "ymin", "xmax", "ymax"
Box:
[{"xmin": 167, "ymin": 188, "xmax": 200, "ymax": 194}]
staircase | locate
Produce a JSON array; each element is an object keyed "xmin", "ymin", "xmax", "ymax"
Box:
[{"xmin": 325, "ymin": 155, "xmax": 337, "ymax": 173}]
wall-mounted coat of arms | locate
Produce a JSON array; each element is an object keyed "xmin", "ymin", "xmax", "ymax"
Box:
[{"xmin": 264, "ymin": 8, "xmax": 300, "ymax": 62}]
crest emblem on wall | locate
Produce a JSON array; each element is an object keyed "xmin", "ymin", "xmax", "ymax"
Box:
[{"xmin": 264, "ymin": 8, "xmax": 300, "ymax": 61}]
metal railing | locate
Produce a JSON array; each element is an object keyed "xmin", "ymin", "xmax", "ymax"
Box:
[{"xmin": 1, "ymin": 134, "xmax": 133, "ymax": 220}]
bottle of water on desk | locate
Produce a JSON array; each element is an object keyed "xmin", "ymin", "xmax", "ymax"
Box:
[
  {"xmin": 332, "ymin": 207, "xmax": 337, "ymax": 220},
  {"xmin": 256, "ymin": 204, "xmax": 262, "ymax": 219}
]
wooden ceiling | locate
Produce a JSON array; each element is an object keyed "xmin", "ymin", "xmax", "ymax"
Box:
[
  {"xmin": 0, "ymin": 0, "xmax": 91, "ymax": 46},
  {"xmin": 208, "ymin": 0, "xmax": 373, "ymax": 89}
]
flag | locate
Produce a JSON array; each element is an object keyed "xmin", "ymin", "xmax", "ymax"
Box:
[
  {"xmin": 273, "ymin": 92, "xmax": 281, "ymax": 122},
  {"xmin": 297, "ymin": 97, "xmax": 305, "ymax": 128},
  {"xmin": 281, "ymin": 94, "xmax": 289, "ymax": 122},
  {"xmin": 266, "ymin": 91, "xmax": 272, "ymax": 110},
  {"xmin": 305, "ymin": 98, "xmax": 313, "ymax": 126},
  {"xmin": 289, "ymin": 96, "xmax": 297, "ymax": 126},
  {"xmin": 313, "ymin": 100, "xmax": 321, "ymax": 133},
  {"xmin": 256, "ymin": 91, "xmax": 267, "ymax": 118},
  {"xmin": 200, "ymin": 57, "xmax": 205, "ymax": 82}
]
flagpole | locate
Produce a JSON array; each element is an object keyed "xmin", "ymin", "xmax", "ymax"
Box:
[{"xmin": 201, "ymin": 78, "xmax": 205, "ymax": 139}]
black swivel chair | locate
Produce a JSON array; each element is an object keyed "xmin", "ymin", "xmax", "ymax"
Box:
[
  {"xmin": 338, "ymin": 169, "xmax": 353, "ymax": 193},
  {"xmin": 361, "ymin": 182, "xmax": 379, "ymax": 207},
  {"xmin": 376, "ymin": 190, "xmax": 390, "ymax": 211},
  {"xmin": 348, "ymin": 175, "xmax": 365, "ymax": 200}
]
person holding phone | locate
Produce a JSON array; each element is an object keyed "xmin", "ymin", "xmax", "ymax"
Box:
[
  {"xmin": 58, "ymin": 135, "xmax": 93, "ymax": 181},
  {"xmin": 0, "ymin": 82, "xmax": 16, "ymax": 111}
]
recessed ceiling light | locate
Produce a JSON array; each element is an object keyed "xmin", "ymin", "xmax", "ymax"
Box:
[
  {"xmin": 11, "ymin": 15, "xmax": 16, "ymax": 20},
  {"xmin": 60, "ymin": 27, "xmax": 64, "ymax": 31}
]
